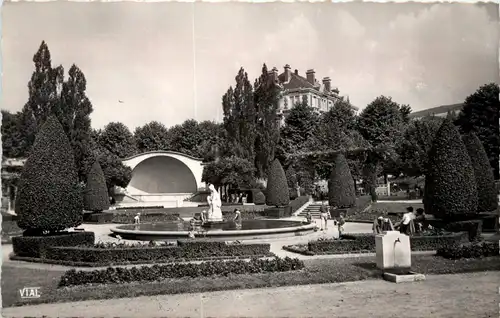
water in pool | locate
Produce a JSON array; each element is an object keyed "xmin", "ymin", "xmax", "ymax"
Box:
[{"xmin": 117, "ymin": 219, "xmax": 305, "ymax": 232}]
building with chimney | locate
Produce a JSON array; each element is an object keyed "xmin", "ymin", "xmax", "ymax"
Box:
[{"xmin": 267, "ymin": 64, "xmax": 358, "ymax": 122}]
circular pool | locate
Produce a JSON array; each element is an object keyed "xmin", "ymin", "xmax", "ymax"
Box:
[{"xmin": 110, "ymin": 219, "xmax": 316, "ymax": 241}]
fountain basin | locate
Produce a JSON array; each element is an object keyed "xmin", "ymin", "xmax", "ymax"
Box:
[{"xmin": 111, "ymin": 219, "xmax": 316, "ymax": 241}]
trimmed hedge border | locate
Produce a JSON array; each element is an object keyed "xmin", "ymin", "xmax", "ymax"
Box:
[
  {"xmin": 12, "ymin": 232, "xmax": 95, "ymax": 258},
  {"xmin": 11, "ymin": 239, "xmax": 273, "ymax": 266},
  {"xmin": 290, "ymin": 195, "xmax": 310, "ymax": 214},
  {"xmin": 444, "ymin": 220, "xmax": 483, "ymax": 242},
  {"xmin": 437, "ymin": 241, "xmax": 499, "ymax": 260},
  {"xmin": 83, "ymin": 212, "xmax": 114, "ymax": 224},
  {"xmin": 284, "ymin": 232, "xmax": 468, "ymax": 256},
  {"xmin": 109, "ymin": 210, "xmax": 266, "ymax": 224},
  {"xmin": 58, "ymin": 257, "xmax": 305, "ymax": 287}
]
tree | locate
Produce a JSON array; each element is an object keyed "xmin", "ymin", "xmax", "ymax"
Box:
[
  {"xmin": 58, "ymin": 64, "xmax": 94, "ymax": 182},
  {"xmin": 455, "ymin": 83, "xmax": 500, "ymax": 179},
  {"xmin": 253, "ymin": 64, "xmax": 281, "ymax": 178},
  {"xmin": 328, "ymin": 154, "xmax": 356, "ymax": 208},
  {"xmin": 93, "ymin": 146, "xmax": 133, "ymax": 193},
  {"xmin": 357, "ymin": 95, "xmax": 407, "ymax": 183},
  {"xmin": 83, "ymin": 160, "xmax": 110, "ymax": 212},
  {"xmin": 202, "ymin": 156, "xmax": 255, "ymax": 189},
  {"xmin": 134, "ymin": 121, "xmax": 170, "ymax": 153},
  {"xmin": 15, "ymin": 115, "xmax": 83, "ymax": 233},
  {"xmin": 462, "ymin": 132, "xmax": 497, "ymax": 212},
  {"xmin": 98, "ymin": 122, "xmax": 138, "ymax": 158},
  {"xmin": 15, "ymin": 41, "xmax": 65, "ymax": 157},
  {"xmin": 398, "ymin": 115, "xmax": 443, "ymax": 177},
  {"xmin": 1, "ymin": 110, "xmax": 23, "ymax": 158},
  {"xmin": 222, "ymin": 68, "xmax": 257, "ymax": 163},
  {"xmin": 265, "ymin": 159, "xmax": 290, "ymax": 207},
  {"xmin": 424, "ymin": 118, "xmax": 478, "ymax": 219}
]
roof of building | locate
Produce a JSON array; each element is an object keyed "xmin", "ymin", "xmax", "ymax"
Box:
[
  {"xmin": 409, "ymin": 103, "xmax": 463, "ymax": 119},
  {"xmin": 278, "ymin": 71, "xmax": 316, "ymax": 90}
]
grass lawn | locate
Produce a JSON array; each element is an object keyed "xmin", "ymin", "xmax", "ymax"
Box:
[{"xmin": 3, "ymin": 254, "xmax": 499, "ymax": 308}]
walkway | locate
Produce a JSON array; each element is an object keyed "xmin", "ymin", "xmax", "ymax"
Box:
[{"xmin": 2, "ymin": 272, "xmax": 498, "ymax": 318}]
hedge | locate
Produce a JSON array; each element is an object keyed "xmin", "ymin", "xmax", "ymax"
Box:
[
  {"xmin": 328, "ymin": 154, "xmax": 356, "ymax": 208},
  {"xmin": 44, "ymin": 241, "xmax": 272, "ymax": 265},
  {"xmin": 462, "ymin": 132, "xmax": 498, "ymax": 212},
  {"xmin": 303, "ymin": 232, "xmax": 468, "ymax": 255},
  {"xmin": 16, "ymin": 115, "xmax": 83, "ymax": 232},
  {"xmin": 253, "ymin": 191, "xmax": 266, "ymax": 205},
  {"xmin": 424, "ymin": 118, "xmax": 478, "ymax": 219},
  {"xmin": 83, "ymin": 212, "xmax": 114, "ymax": 224},
  {"xmin": 83, "ymin": 160, "xmax": 110, "ymax": 212},
  {"xmin": 58, "ymin": 257, "xmax": 305, "ymax": 287},
  {"xmin": 109, "ymin": 210, "xmax": 266, "ymax": 224},
  {"xmin": 289, "ymin": 195, "xmax": 310, "ymax": 215},
  {"xmin": 266, "ymin": 159, "xmax": 290, "ymax": 207},
  {"xmin": 444, "ymin": 220, "xmax": 483, "ymax": 242},
  {"xmin": 116, "ymin": 206, "xmax": 164, "ymax": 210},
  {"xmin": 12, "ymin": 231, "xmax": 95, "ymax": 258},
  {"xmin": 437, "ymin": 241, "xmax": 499, "ymax": 259}
]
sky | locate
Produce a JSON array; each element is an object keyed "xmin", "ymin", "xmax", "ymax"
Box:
[{"xmin": 2, "ymin": 1, "xmax": 499, "ymax": 130}]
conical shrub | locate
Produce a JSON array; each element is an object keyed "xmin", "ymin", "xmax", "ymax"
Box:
[
  {"xmin": 424, "ymin": 118, "xmax": 478, "ymax": 219},
  {"xmin": 462, "ymin": 132, "xmax": 498, "ymax": 212},
  {"xmin": 84, "ymin": 160, "xmax": 110, "ymax": 212},
  {"xmin": 328, "ymin": 154, "xmax": 356, "ymax": 208},
  {"xmin": 266, "ymin": 159, "xmax": 290, "ymax": 207},
  {"xmin": 16, "ymin": 115, "xmax": 83, "ymax": 232}
]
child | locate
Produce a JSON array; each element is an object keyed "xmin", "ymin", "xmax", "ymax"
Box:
[
  {"xmin": 338, "ymin": 213, "xmax": 346, "ymax": 236},
  {"xmin": 133, "ymin": 213, "xmax": 141, "ymax": 224},
  {"xmin": 188, "ymin": 217, "xmax": 197, "ymax": 238},
  {"xmin": 305, "ymin": 211, "xmax": 312, "ymax": 224}
]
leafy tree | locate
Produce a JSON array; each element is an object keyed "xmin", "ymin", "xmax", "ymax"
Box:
[
  {"xmin": 1, "ymin": 110, "xmax": 23, "ymax": 158},
  {"xmin": 98, "ymin": 122, "xmax": 138, "ymax": 158},
  {"xmin": 253, "ymin": 64, "xmax": 281, "ymax": 178},
  {"xmin": 398, "ymin": 115, "xmax": 443, "ymax": 177},
  {"xmin": 202, "ymin": 156, "xmax": 255, "ymax": 189},
  {"xmin": 424, "ymin": 118, "xmax": 478, "ymax": 219},
  {"xmin": 399, "ymin": 104, "xmax": 412, "ymax": 124},
  {"xmin": 357, "ymin": 95, "xmax": 407, "ymax": 183},
  {"xmin": 455, "ymin": 83, "xmax": 500, "ymax": 179},
  {"xmin": 134, "ymin": 121, "xmax": 170, "ymax": 153},
  {"xmin": 222, "ymin": 68, "xmax": 257, "ymax": 163},
  {"xmin": 15, "ymin": 41, "xmax": 64, "ymax": 157},
  {"xmin": 328, "ymin": 154, "xmax": 356, "ymax": 208},
  {"xmin": 285, "ymin": 165, "xmax": 298, "ymax": 189},
  {"xmin": 83, "ymin": 160, "xmax": 110, "ymax": 212},
  {"xmin": 58, "ymin": 64, "xmax": 94, "ymax": 181},
  {"xmin": 93, "ymin": 146, "xmax": 133, "ymax": 193},
  {"xmin": 266, "ymin": 159, "xmax": 290, "ymax": 207},
  {"xmin": 462, "ymin": 132, "xmax": 497, "ymax": 212},
  {"xmin": 16, "ymin": 115, "xmax": 83, "ymax": 233}
]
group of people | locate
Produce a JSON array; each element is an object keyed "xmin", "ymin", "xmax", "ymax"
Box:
[
  {"xmin": 304, "ymin": 202, "xmax": 345, "ymax": 235},
  {"xmin": 373, "ymin": 206, "xmax": 429, "ymax": 236}
]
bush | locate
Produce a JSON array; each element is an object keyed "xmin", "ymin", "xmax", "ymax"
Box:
[
  {"xmin": 15, "ymin": 115, "xmax": 83, "ymax": 232},
  {"xmin": 12, "ymin": 231, "xmax": 95, "ymax": 258},
  {"xmin": 266, "ymin": 159, "xmax": 290, "ymax": 207},
  {"xmin": 437, "ymin": 241, "xmax": 499, "ymax": 259},
  {"xmin": 424, "ymin": 118, "xmax": 478, "ymax": 219},
  {"xmin": 305, "ymin": 232, "xmax": 467, "ymax": 255},
  {"xmin": 253, "ymin": 191, "xmax": 266, "ymax": 205},
  {"xmin": 462, "ymin": 132, "xmax": 498, "ymax": 212},
  {"xmin": 58, "ymin": 257, "xmax": 305, "ymax": 287},
  {"xmin": 83, "ymin": 212, "xmax": 114, "ymax": 224},
  {"xmin": 116, "ymin": 206, "xmax": 164, "ymax": 210},
  {"xmin": 84, "ymin": 160, "xmax": 110, "ymax": 212},
  {"xmin": 328, "ymin": 154, "xmax": 356, "ymax": 208},
  {"xmin": 444, "ymin": 220, "xmax": 483, "ymax": 242},
  {"xmin": 289, "ymin": 195, "xmax": 310, "ymax": 214},
  {"xmin": 44, "ymin": 241, "xmax": 272, "ymax": 265}
]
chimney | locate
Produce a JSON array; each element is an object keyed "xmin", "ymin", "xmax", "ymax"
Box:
[
  {"xmin": 322, "ymin": 77, "xmax": 331, "ymax": 93},
  {"xmin": 268, "ymin": 67, "xmax": 279, "ymax": 82},
  {"xmin": 284, "ymin": 64, "xmax": 291, "ymax": 83},
  {"xmin": 306, "ymin": 69, "xmax": 315, "ymax": 85},
  {"xmin": 294, "ymin": 69, "xmax": 298, "ymax": 75}
]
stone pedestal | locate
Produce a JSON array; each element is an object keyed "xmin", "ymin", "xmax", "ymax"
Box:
[{"xmin": 375, "ymin": 231, "xmax": 411, "ymax": 271}]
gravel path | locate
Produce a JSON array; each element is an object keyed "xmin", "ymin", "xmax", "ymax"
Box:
[{"xmin": 3, "ymin": 271, "xmax": 498, "ymax": 318}]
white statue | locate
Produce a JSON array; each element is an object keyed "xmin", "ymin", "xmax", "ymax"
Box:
[{"xmin": 207, "ymin": 184, "xmax": 223, "ymax": 222}]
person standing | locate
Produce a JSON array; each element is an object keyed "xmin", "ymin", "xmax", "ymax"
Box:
[{"xmin": 320, "ymin": 202, "xmax": 330, "ymax": 231}]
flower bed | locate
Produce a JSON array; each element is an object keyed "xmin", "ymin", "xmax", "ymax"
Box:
[
  {"xmin": 283, "ymin": 232, "xmax": 468, "ymax": 256},
  {"xmin": 12, "ymin": 231, "xmax": 95, "ymax": 258},
  {"xmin": 12, "ymin": 240, "xmax": 273, "ymax": 266},
  {"xmin": 58, "ymin": 257, "xmax": 305, "ymax": 287},
  {"xmin": 436, "ymin": 241, "xmax": 499, "ymax": 259}
]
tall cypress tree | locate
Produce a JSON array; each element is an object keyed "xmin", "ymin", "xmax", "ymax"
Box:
[{"xmin": 254, "ymin": 64, "xmax": 281, "ymax": 178}]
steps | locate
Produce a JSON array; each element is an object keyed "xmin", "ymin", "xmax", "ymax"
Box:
[{"xmin": 297, "ymin": 204, "xmax": 324, "ymax": 219}]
